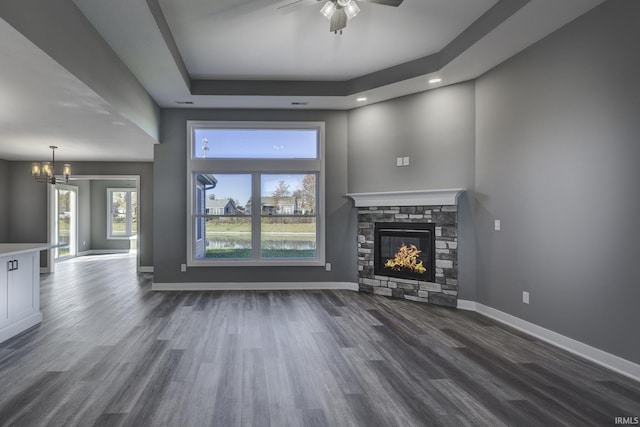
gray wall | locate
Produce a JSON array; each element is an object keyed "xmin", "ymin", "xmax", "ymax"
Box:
[
  {"xmin": 475, "ymin": 0, "xmax": 640, "ymax": 364},
  {"xmin": 154, "ymin": 108, "xmax": 355, "ymax": 284},
  {"xmin": 7, "ymin": 162, "xmax": 48, "ymax": 244},
  {"xmin": 6, "ymin": 161, "xmax": 153, "ymax": 268},
  {"xmin": 0, "ymin": 159, "xmax": 8, "ymax": 242},
  {"xmin": 90, "ymin": 179, "xmax": 136, "ymax": 252},
  {"xmin": 347, "ymin": 82, "xmax": 477, "ymax": 299}
]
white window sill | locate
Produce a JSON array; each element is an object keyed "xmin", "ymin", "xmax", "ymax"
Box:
[{"xmin": 187, "ymin": 259, "xmax": 325, "ymax": 268}]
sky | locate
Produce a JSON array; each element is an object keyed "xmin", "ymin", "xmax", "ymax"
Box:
[{"xmin": 194, "ymin": 129, "xmax": 318, "ymax": 159}]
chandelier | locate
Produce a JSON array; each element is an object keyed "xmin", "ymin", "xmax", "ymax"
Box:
[
  {"xmin": 31, "ymin": 146, "xmax": 71, "ymax": 185},
  {"xmin": 320, "ymin": 0, "xmax": 360, "ymax": 34}
]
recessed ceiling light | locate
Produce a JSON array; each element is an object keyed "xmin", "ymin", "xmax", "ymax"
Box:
[
  {"xmin": 429, "ymin": 78, "xmax": 442, "ymax": 84},
  {"xmin": 356, "ymin": 97, "xmax": 367, "ymax": 102}
]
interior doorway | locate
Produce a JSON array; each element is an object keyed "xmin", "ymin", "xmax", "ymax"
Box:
[{"xmin": 47, "ymin": 175, "xmax": 141, "ymax": 274}]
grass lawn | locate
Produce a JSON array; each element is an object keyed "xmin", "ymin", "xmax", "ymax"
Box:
[
  {"xmin": 205, "ymin": 248, "xmax": 316, "ymax": 258},
  {"xmin": 206, "ymin": 219, "xmax": 314, "ymax": 234}
]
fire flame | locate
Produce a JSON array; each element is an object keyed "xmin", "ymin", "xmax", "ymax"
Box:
[{"xmin": 384, "ymin": 243, "xmax": 427, "ymax": 274}]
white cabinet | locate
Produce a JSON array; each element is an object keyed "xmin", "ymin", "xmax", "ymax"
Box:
[
  {"xmin": 0, "ymin": 257, "xmax": 8, "ymax": 327},
  {"xmin": 0, "ymin": 246, "xmax": 44, "ymax": 344}
]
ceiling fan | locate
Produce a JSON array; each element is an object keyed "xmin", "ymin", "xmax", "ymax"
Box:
[{"xmin": 279, "ymin": 0, "xmax": 404, "ymax": 34}]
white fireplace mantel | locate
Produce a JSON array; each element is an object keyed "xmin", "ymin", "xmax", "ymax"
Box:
[{"xmin": 347, "ymin": 189, "xmax": 465, "ymax": 207}]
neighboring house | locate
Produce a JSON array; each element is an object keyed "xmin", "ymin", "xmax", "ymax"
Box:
[
  {"xmin": 206, "ymin": 198, "xmax": 237, "ymax": 215},
  {"xmin": 246, "ymin": 196, "xmax": 299, "ymax": 215}
]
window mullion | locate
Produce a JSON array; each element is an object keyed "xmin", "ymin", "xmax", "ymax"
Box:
[{"xmin": 251, "ymin": 173, "xmax": 261, "ymax": 260}]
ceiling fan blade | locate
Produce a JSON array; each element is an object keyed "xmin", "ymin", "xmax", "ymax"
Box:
[
  {"xmin": 359, "ymin": 0, "xmax": 403, "ymax": 6},
  {"xmin": 329, "ymin": 8, "xmax": 347, "ymax": 32}
]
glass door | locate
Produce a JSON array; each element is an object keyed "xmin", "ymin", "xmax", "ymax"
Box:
[{"xmin": 55, "ymin": 185, "xmax": 77, "ymax": 259}]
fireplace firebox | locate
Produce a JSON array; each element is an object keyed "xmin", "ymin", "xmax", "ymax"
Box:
[{"xmin": 374, "ymin": 223, "xmax": 436, "ymax": 282}]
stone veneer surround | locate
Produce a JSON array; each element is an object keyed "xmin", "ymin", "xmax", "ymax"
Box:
[{"xmin": 357, "ymin": 205, "xmax": 458, "ymax": 307}]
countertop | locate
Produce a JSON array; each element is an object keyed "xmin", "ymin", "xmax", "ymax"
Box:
[{"xmin": 0, "ymin": 243, "xmax": 49, "ymax": 257}]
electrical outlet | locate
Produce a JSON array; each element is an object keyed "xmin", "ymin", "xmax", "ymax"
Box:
[
  {"xmin": 180, "ymin": 264, "xmax": 187, "ymax": 272},
  {"xmin": 522, "ymin": 291, "xmax": 529, "ymax": 304},
  {"xmin": 494, "ymin": 219, "xmax": 501, "ymax": 231},
  {"xmin": 396, "ymin": 157, "xmax": 403, "ymax": 167},
  {"xmin": 325, "ymin": 263, "xmax": 331, "ymax": 271},
  {"xmin": 403, "ymin": 156, "xmax": 410, "ymax": 166}
]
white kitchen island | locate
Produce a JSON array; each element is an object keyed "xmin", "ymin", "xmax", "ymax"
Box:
[{"xmin": 0, "ymin": 243, "xmax": 48, "ymax": 344}]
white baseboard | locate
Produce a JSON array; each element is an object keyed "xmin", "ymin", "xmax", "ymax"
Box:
[
  {"xmin": 455, "ymin": 299, "xmax": 477, "ymax": 311},
  {"xmin": 138, "ymin": 266, "xmax": 154, "ymax": 273},
  {"xmin": 457, "ymin": 299, "xmax": 640, "ymax": 383},
  {"xmin": 152, "ymin": 281, "xmax": 359, "ymax": 292},
  {"xmin": 78, "ymin": 249, "xmax": 130, "ymax": 255}
]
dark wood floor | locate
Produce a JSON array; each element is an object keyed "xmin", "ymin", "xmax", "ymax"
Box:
[{"xmin": 0, "ymin": 254, "xmax": 638, "ymax": 426}]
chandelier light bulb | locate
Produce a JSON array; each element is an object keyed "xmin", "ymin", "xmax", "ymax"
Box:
[
  {"xmin": 31, "ymin": 162, "xmax": 41, "ymax": 177},
  {"xmin": 337, "ymin": 0, "xmax": 351, "ymax": 7},
  {"xmin": 42, "ymin": 162, "xmax": 53, "ymax": 177}
]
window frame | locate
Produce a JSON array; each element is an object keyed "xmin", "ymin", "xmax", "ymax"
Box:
[
  {"xmin": 195, "ymin": 185, "xmax": 204, "ymax": 242},
  {"xmin": 107, "ymin": 188, "xmax": 137, "ymax": 239},
  {"xmin": 186, "ymin": 121, "xmax": 325, "ymax": 267}
]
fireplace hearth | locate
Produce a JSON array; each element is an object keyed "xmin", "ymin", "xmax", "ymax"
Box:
[{"xmin": 375, "ymin": 223, "xmax": 435, "ymax": 283}]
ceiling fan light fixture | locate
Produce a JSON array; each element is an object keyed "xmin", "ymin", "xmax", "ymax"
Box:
[
  {"xmin": 344, "ymin": 1, "xmax": 360, "ymax": 20},
  {"xmin": 320, "ymin": 1, "xmax": 337, "ymax": 19}
]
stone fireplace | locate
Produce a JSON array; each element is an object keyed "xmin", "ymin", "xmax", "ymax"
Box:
[{"xmin": 348, "ymin": 189, "xmax": 463, "ymax": 308}]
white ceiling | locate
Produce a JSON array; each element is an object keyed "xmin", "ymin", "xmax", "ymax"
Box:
[
  {"xmin": 159, "ymin": 0, "xmax": 497, "ymax": 80},
  {"xmin": 0, "ymin": 18, "xmax": 156, "ymax": 162},
  {"xmin": 0, "ymin": 0, "xmax": 605, "ymax": 161}
]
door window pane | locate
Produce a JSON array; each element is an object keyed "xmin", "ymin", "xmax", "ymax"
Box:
[
  {"xmin": 108, "ymin": 189, "xmax": 137, "ymax": 238},
  {"xmin": 110, "ymin": 191, "xmax": 128, "ymax": 237},
  {"xmin": 56, "ymin": 188, "xmax": 73, "ymax": 258}
]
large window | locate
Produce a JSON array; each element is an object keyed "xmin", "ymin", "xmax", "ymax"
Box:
[
  {"xmin": 187, "ymin": 122, "xmax": 324, "ymax": 266},
  {"xmin": 107, "ymin": 188, "xmax": 137, "ymax": 239}
]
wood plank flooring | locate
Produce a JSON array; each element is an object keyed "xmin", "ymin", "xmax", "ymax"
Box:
[{"xmin": 0, "ymin": 253, "xmax": 639, "ymax": 426}]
